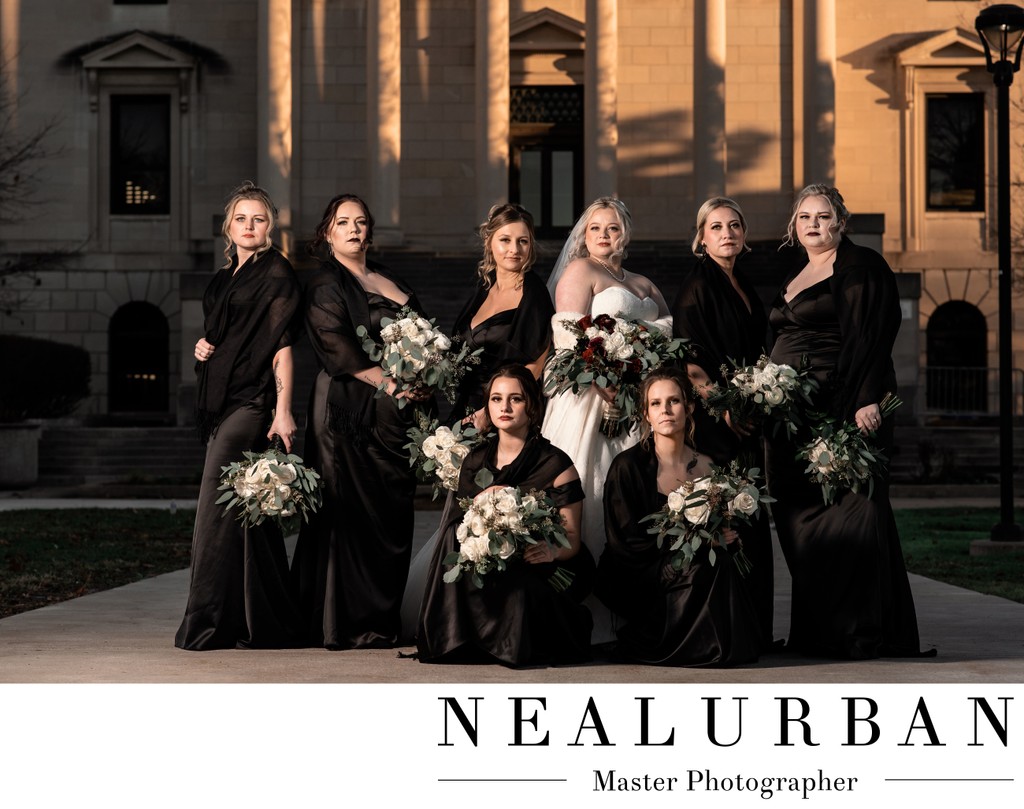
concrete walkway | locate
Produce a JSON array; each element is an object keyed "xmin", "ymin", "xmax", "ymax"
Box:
[{"xmin": 0, "ymin": 496, "xmax": 1022, "ymax": 683}]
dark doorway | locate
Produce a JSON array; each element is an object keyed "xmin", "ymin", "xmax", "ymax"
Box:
[
  {"xmin": 109, "ymin": 302, "xmax": 169, "ymax": 413},
  {"xmin": 926, "ymin": 300, "xmax": 987, "ymax": 412},
  {"xmin": 509, "ymin": 85, "xmax": 584, "ymax": 239}
]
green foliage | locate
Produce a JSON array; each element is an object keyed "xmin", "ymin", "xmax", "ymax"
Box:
[{"xmin": 0, "ymin": 334, "xmax": 90, "ymax": 422}]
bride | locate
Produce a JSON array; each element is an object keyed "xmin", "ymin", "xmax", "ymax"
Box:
[{"xmin": 542, "ymin": 197, "xmax": 672, "ymax": 644}]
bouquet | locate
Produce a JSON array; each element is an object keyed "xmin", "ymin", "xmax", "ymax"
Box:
[
  {"xmin": 798, "ymin": 393, "xmax": 902, "ymax": 505},
  {"xmin": 641, "ymin": 463, "xmax": 773, "ymax": 576},
  {"xmin": 442, "ymin": 486, "xmax": 574, "ymax": 591},
  {"xmin": 545, "ymin": 313, "xmax": 689, "ymax": 438},
  {"xmin": 357, "ymin": 306, "xmax": 481, "ymax": 408},
  {"xmin": 703, "ymin": 355, "xmax": 818, "ymax": 438},
  {"xmin": 405, "ymin": 411, "xmax": 484, "ymax": 499},
  {"xmin": 215, "ymin": 439, "xmax": 322, "ymax": 528}
]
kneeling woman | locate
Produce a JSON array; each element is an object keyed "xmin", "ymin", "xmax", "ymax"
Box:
[
  {"xmin": 596, "ymin": 367, "xmax": 760, "ymax": 666},
  {"xmin": 417, "ymin": 364, "xmax": 594, "ymax": 666}
]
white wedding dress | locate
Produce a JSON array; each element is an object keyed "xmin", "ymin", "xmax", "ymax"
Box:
[{"xmin": 542, "ymin": 285, "xmax": 671, "ymax": 644}]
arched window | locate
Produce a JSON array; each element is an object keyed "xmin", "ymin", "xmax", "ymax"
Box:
[
  {"xmin": 108, "ymin": 302, "xmax": 169, "ymax": 413},
  {"xmin": 926, "ymin": 300, "xmax": 987, "ymax": 412}
]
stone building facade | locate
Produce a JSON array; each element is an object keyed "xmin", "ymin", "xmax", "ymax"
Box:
[{"xmin": 0, "ymin": 0, "xmax": 1016, "ymax": 423}]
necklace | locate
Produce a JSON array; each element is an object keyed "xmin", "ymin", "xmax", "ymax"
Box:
[{"xmin": 594, "ymin": 257, "xmax": 625, "ymax": 282}]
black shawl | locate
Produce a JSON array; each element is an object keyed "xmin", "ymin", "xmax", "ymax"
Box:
[
  {"xmin": 826, "ymin": 236, "xmax": 901, "ymax": 420},
  {"xmin": 195, "ymin": 248, "xmax": 300, "ymax": 442},
  {"xmin": 671, "ymin": 255, "xmax": 769, "ymax": 385},
  {"xmin": 303, "ymin": 255, "xmax": 425, "ymax": 436}
]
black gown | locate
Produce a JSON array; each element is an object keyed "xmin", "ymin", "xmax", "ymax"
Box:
[
  {"xmin": 291, "ymin": 257, "xmax": 423, "ymax": 649},
  {"xmin": 766, "ymin": 237, "xmax": 927, "ymax": 659},
  {"xmin": 175, "ymin": 248, "xmax": 303, "ymax": 651},
  {"xmin": 448, "ymin": 269, "xmax": 554, "ymax": 421},
  {"xmin": 595, "ymin": 442, "xmax": 760, "ymax": 666},
  {"xmin": 417, "ymin": 434, "xmax": 595, "ymax": 666},
  {"xmin": 671, "ymin": 256, "xmax": 775, "ymax": 649}
]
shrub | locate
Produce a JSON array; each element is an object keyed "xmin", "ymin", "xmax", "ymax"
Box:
[{"xmin": 0, "ymin": 334, "xmax": 90, "ymax": 421}]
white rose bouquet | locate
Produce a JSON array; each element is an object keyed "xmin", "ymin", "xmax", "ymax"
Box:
[
  {"xmin": 442, "ymin": 485, "xmax": 574, "ymax": 591},
  {"xmin": 641, "ymin": 463, "xmax": 773, "ymax": 576},
  {"xmin": 216, "ymin": 439, "xmax": 322, "ymax": 528},
  {"xmin": 703, "ymin": 354, "xmax": 818, "ymax": 438},
  {"xmin": 544, "ymin": 312, "xmax": 690, "ymax": 438},
  {"xmin": 798, "ymin": 393, "xmax": 902, "ymax": 505},
  {"xmin": 357, "ymin": 306, "xmax": 482, "ymax": 408},
  {"xmin": 404, "ymin": 411, "xmax": 484, "ymax": 499}
]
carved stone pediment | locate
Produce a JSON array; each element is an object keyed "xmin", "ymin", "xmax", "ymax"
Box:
[{"xmin": 77, "ymin": 31, "xmax": 197, "ymax": 111}]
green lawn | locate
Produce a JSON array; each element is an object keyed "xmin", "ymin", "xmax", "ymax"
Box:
[
  {"xmin": 895, "ymin": 507, "xmax": 1024, "ymax": 605},
  {"xmin": 0, "ymin": 508, "xmax": 195, "ymax": 619}
]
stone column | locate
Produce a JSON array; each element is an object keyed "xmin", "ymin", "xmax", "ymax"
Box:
[
  {"xmin": 585, "ymin": 0, "xmax": 618, "ymax": 200},
  {"xmin": 803, "ymin": 0, "xmax": 836, "ymax": 186},
  {"xmin": 257, "ymin": 0, "xmax": 296, "ymax": 252},
  {"xmin": 694, "ymin": 0, "xmax": 726, "ymax": 202},
  {"xmin": 475, "ymin": 0, "xmax": 510, "ymax": 217},
  {"xmin": 368, "ymin": 0, "xmax": 403, "ymax": 245}
]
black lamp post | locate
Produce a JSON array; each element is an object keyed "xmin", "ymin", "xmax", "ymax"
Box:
[{"xmin": 977, "ymin": 4, "xmax": 1024, "ymax": 541}]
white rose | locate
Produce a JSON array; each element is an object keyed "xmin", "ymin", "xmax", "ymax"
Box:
[
  {"xmin": 380, "ymin": 323, "xmax": 401, "ymax": 343},
  {"xmin": 604, "ymin": 331, "xmax": 627, "ymax": 358},
  {"xmin": 449, "ymin": 443, "xmax": 470, "ymax": 460},
  {"xmin": 234, "ymin": 480, "xmax": 256, "ymax": 499},
  {"xmin": 752, "ymin": 371, "xmax": 775, "ymax": 390},
  {"xmin": 497, "ymin": 538, "xmax": 516, "ymax": 559},
  {"xmin": 761, "ymin": 361, "xmax": 781, "ymax": 377},
  {"xmin": 245, "ymin": 458, "xmax": 273, "ymax": 486},
  {"xmin": 520, "ymin": 494, "xmax": 537, "ymax": 513},
  {"xmin": 272, "ymin": 463, "xmax": 297, "ymax": 485},
  {"xmin": 808, "ymin": 439, "xmax": 834, "ymax": 474},
  {"xmin": 421, "ymin": 435, "xmax": 439, "ymax": 458},
  {"xmin": 433, "ymin": 333, "xmax": 451, "ymax": 351},
  {"xmin": 460, "ymin": 534, "xmax": 490, "ymax": 563},
  {"xmin": 666, "ymin": 489, "xmax": 686, "ymax": 513},
  {"xmin": 730, "ymin": 491, "xmax": 758, "ymax": 516},
  {"xmin": 494, "ymin": 488, "xmax": 519, "ymax": 515},
  {"xmin": 435, "ymin": 428, "xmax": 457, "ymax": 450},
  {"xmin": 469, "ymin": 514, "xmax": 488, "ymax": 538},
  {"xmin": 456, "ymin": 522, "xmax": 469, "ymax": 542},
  {"xmin": 400, "ymin": 321, "xmax": 419, "ymax": 339},
  {"xmin": 684, "ymin": 500, "xmax": 711, "ymax": 526},
  {"xmin": 763, "ymin": 387, "xmax": 785, "ymax": 406},
  {"xmin": 584, "ymin": 326, "xmax": 601, "ymax": 340}
]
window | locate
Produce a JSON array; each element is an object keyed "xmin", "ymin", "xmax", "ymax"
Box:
[
  {"xmin": 109, "ymin": 301, "xmax": 169, "ymax": 413},
  {"xmin": 926, "ymin": 93, "xmax": 984, "ymax": 212},
  {"xmin": 509, "ymin": 86, "xmax": 584, "ymax": 238},
  {"xmin": 110, "ymin": 95, "xmax": 171, "ymax": 215}
]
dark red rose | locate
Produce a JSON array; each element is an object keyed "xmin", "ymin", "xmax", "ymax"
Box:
[
  {"xmin": 578, "ymin": 315, "xmax": 593, "ymax": 330},
  {"xmin": 593, "ymin": 314, "xmax": 616, "ymax": 332}
]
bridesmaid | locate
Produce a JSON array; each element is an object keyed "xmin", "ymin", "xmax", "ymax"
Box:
[
  {"xmin": 292, "ymin": 193, "xmax": 428, "ymax": 649},
  {"xmin": 449, "ymin": 203, "xmax": 553, "ymax": 429},
  {"xmin": 176, "ymin": 181, "xmax": 302, "ymax": 650},
  {"xmin": 597, "ymin": 366, "xmax": 760, "ymax": 666},
  {"xmin": 766, "ymin": 183, "xmax": 932, "ymax": 659},
  {"xmin": 671, "ymin": 196, "xmax": 775, "ymax": 649},
  {"xmin": 417, "ymin": 364, "xmax": 594, "ymax": 667}
]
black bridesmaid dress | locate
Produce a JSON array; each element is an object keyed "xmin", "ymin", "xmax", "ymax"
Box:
[
  {"xmin": 448, "ymin": 269, "xmax": 553, "ymax": 422},
  {"xmin": 596, "ymin": 442, "xmax": 760, "ymax": 666},
  {"xmin": 671, "ymin": 256, "xmax": 775, "ymax": 649},
  {"xmin": 175, "ymin": 248, "xmax": 303, "ymax": 651},
  {"xmin": 417, "ymin": 434, "xmax": 594, "ymax": 667},
  {"xmin": 766, "ymin": 237, "xmax": 928, "ymax": 659},
  {"xmin": 292, "ymin": 258, "xmax": 423, "ymax": 649}
]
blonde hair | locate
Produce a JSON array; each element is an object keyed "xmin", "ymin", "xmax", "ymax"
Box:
[
  {"xmin": 782, "ymin": 184, "xmax": 849, "ymax": 248},
  {"xmin": 692, "ymin": 196, "xmax": 750, "ymax": 256},
  {"xmin": 564, "ymin": 197, "xmax": 632, "ymax": 263},
  {"xmin": 221, "ymin": 181, "xmax": 277, "ymax": 266},
  {"xmin": 638, "ymin": 366, "xmax": 696, "ymax": 447},
  {"xmin": 477, "ymin": 203, "xmax": 537, "ymax": 287}
]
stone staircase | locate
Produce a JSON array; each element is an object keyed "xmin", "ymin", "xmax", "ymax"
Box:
[{"xmin": 37, "ymin": 426, "xmax": 207, "ymax": 486}]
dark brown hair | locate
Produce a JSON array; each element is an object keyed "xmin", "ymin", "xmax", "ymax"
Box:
[
  {"xmin": 484, "ymin": 363, "xmax": 544, "ymax": 432},
  {"xmin": 308, "ymin": 193, "xmax": 375, "ymax": 257}
]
